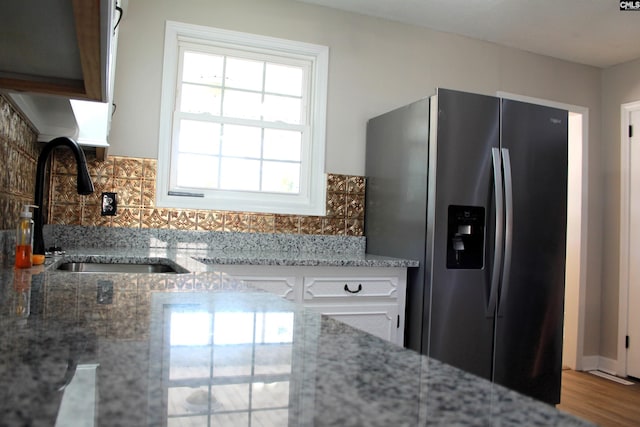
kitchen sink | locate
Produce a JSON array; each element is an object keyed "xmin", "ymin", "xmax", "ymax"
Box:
[{"xmin": 56, "ymin": 262, "xmax": 186, "ymax": 274}]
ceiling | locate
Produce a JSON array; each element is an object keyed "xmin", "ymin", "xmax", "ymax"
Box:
[{"xmin": 296, "ymin": 0, "xmax": 640, "ymax": 68}]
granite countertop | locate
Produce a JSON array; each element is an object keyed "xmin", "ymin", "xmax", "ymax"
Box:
[
  {"xmin": 41, "ymin": 226, "xmax": 421, "ymax": 269},
  {"xmin": 43, "ymin": 247, "xmax": 419, "ymax": 269},
  {"xmin": 0, "ymin": 263, "xmax": 592, "ymax": 426}
]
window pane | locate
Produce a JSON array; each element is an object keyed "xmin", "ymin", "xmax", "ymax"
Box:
[
  {"xmin": 211, "ymin": 383, "xmax": 250, "ymax": 411},
  {"xmin": 263, "ymin": 129, "xmax": 301, "ymax": 161},
  {"xmin": 168, "ymin": 415, "xmax": 209, "ymax": 427},
  {"xmin": 168, "ymin": 387, "xmax": 222, "ymax": 416},
  {"xmin": 221, "ymin": 125, "xmax": 261, "ymax": 158},
  {"xmin": 180, "ymin": 83, "xmax": 221, "ymax": 115},
  {"xmin": 265, "ymin": 63, "xmax": 303, "ymax": 96},
  {"xmin": 212, "ymin": 344, "xmax": 252, "ymax": 377},
  {"xmin": 222, "ymin": 89, "xmax": 262, "ymax": 120},
  {"xmin": 171, "ymin": 312, "xmax": 212, "ymax": 345},
  {"xmin": 179, "ymin": 120, "xmax": 220, "ymax": 155},
  {"xmin": 213, "ymin": 312, "xmax": 255, "ymax": 344},
  {"xmin": 262, "ymin": 161, "xmax": 300, "ymax": 193},
  {"xmin": 252, "ymin": 409, "xmax": 289, "ymax": 427},
  {"xmin": 254, "ymin": 344, "xmax": 292, "ymax": 375},
  {"xmin": 219, "ymin": 158, "xmax": 260, "ymax": 191},
  {"xmin": 169, "ymin": 346, "xmax": 211, "ymax": 380},
  {"xmin": 183, "ymin": 51, "xmax": 223, "ymax": 86},
  {"xmin": 211, "ymin": 412, "xmax": 249, "ymax": 426},
  {"xmin": 252, "ymin": 382, "xmax": 290, "ymax": 409},
  {"xmin": 263, "ymin": 95, "xmax": 302, "ymax": 124},
  {"xmin": 177, "ymin": 153, "xmax": 218, "ymax": 188},
  {"xmin": 226, "ymin": 57, "xmax": 264, "ymax": 91},
  {"xmin": 261, "ymin": 312, "xmax": 294, "ymax": 343}
]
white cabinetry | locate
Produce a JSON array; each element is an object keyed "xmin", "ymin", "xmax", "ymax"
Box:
[
  {"xmin": 214, "ymin": 265, "xmax": 298, "ymax": 302},
  {"xmin": 211, "ymin": 265, "xmax": 407, "ymax": 346},
  {"xmin": 4, "ymin": 0, "xmax": 121, "ymax": 158},
  {"xmin": 303, "ymin": 274, "xmax": 402, "ymax": 344},
  {"xmin": 305, "ymin": 304, "xmax": 400, "ymax": 343}
]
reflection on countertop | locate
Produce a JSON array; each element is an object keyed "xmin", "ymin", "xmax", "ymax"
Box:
[{"xmin": 0, "ymin": 266, "xmax": 592, "ymax": 426}]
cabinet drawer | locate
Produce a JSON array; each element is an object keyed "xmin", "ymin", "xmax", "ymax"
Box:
[
  {"xmin": 303, "ymin": 277, "xmax": 398, "ymax": 300},
  {"xmin": 241, "ymin": 277, "xmax": 296, "ymax": 301},
  {"xmin": 216, "ymin": 270, "xmax": 297, "ymax": 301},
  {"xmin": 306, "ymin": 303, "xmax": 399, "ymax": 343}
]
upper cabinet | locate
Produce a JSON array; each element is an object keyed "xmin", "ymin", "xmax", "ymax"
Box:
[
  {"xmin": 0, "ymin": 0, "xmax": 118, "ymax": 101},
  {"xmin": 0, "ymin": 0, "xmax": 122, "ymax": 158}
]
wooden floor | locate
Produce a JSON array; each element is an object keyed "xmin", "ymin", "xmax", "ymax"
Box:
[{"xmin": 557, "ymin": 370, "xmax": 640, "ymax": 426}]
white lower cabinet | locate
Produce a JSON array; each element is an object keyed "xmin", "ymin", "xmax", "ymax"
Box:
[
  {"xmin": 213, "ymin": 266, "xmax": 298, "ymax": 302},
  {"xmin": 211, "ymin": 265, "xmax": 407, "ymax": 346},
  {"xmin": 305, "ymin": 303, "xmax": 400, "ymax": 343}
]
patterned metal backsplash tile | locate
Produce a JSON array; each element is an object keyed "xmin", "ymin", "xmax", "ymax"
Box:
[
  {"xmin": 0, "ymin": 94, "xmax": 366, "ymax": 236},
  {"xmin": 49, "ymin": 152, "xmax": 366, "ymax": 236},
  {"xmin": 0, "ymin": 95, "xmax": 39, "ymax": 231}
]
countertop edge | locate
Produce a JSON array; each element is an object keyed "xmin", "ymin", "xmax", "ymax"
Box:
[{"xmin": 39, "ymin": 248, "xmax": 419, "ymax": 271}]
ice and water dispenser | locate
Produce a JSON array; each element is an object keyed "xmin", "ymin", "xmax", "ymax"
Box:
[{"xmin": 446, "ymin": 205, "xmax": 485, "ymax": 269}]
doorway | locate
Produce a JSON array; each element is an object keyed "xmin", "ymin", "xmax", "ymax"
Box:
[
  {"xmin": 618, "ymin": 100, "xmax": 640, "ymax": 379},
  {"xmin": 563, "ymin": 111, "xmax": 586, "ymax": 370},
  {"xmin": 497, "ymin": 91, "xmax": 589, "ymax": 370}
]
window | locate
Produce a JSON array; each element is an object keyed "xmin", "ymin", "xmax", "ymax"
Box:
[
  {"xmin": 157, "ymin": 21, "xmax": 329, "ymax": 215},
  {"xmin": 165, "ymin": 308, "xmax": 295, "ymax": 424}
]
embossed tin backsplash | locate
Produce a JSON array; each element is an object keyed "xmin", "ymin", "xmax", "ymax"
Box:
[
  {"xmin": 0, "ymin": 95, "xmax": 39, "ymax": 231},
  {"xmin": 0, "ymin": 94, "xmax": 365, "ymax": 237},
  {"xmin": 49, "ymin": 150, "xmax": 365, "ymax": 236}
]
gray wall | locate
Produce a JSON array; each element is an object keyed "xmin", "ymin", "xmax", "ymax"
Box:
[
  {"xmin": 600, "ymin": 57, "xmax": 640, "ymax": 360},
  {"xmin": 109, "ymin": 0, "xmax": 601, "ymax": 175},
  {"xmin": 109, "ymin": 0, "xmax": 609, "ymax": 358}
]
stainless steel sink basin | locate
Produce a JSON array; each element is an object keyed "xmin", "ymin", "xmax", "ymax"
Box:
[{"xmin": 56, "ymin": 262, "xmax": 185, "ymax": 274}]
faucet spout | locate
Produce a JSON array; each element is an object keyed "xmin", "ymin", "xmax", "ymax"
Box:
[{"xmin": 33, "ymin": 137, "xmax": 95, "ymax": 256}]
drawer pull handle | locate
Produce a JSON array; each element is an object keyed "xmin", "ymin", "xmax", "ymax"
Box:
[{"xmin": 344, "ymin": 284, "xmax": 362, "ymax": 294}]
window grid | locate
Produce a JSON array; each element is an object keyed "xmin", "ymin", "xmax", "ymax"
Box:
[
  {"xmin": 157, "ymin": 21, "xmax": 328, "ymax": 215},
  {"xmin": 165, "ymin": 309, "xmax": 293, "ymax": 425},
  {"xmin": 174, "ymin": 46, "xmax": 306, "ymax": 194}
]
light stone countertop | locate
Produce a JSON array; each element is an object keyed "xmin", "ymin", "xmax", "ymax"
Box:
[
  {"xmin": 40, "ymin": 225, "xmax": 419, "ymax": 269},
  {"xmin": 43, "ymin": 247, "xmax": 418, "ymax": 270},
  {"xmin": 0, "ymin": 262, "xmax": 593, "ymax": 427}
]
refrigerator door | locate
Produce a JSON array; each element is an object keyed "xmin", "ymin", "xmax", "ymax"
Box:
[
  {"xmin": 425, "ymin": 89, "xmax": 500, "ymax": 379},
  {"xmin": 493, "ymin": 99, "xmax": 568, "ymax": 404},
  {"xmin": 365, "ymin": 98, "xmax": 430, "ymax": 351}
]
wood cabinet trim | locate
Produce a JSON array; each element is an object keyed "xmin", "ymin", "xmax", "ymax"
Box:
[
  {"xmin": 0, "ymin": 1, "xmax": 104, "ymax": 101},
  {"xmin": 72, "ymin": 0, "xmax": 103, "ymax": 101}
]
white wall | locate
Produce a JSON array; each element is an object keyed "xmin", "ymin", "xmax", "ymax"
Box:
[
  {"xmin": 109, "ymin": 0, "xmax": 605, "ymax": 356},
  {"xmin": 110, "ymin": 0, "xmax": 601, "ymax": 174}
]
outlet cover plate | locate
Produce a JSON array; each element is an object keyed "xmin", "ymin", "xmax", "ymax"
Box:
[{"xmin": 101, "ymin": 192, "xmax": 117, "ymax": 216}]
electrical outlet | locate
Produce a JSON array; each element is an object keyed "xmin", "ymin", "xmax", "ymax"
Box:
[
  {"xmin": 101, "ymin": 192, "xmax": 117, "ymax": 216},
  {"xmin": 97, "ymin": 280, "xmax": 113, "ymax": 305}
]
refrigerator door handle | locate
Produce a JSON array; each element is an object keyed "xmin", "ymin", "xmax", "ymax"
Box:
[
  {"xmin": 487, "ymin": 147, "xmax": 504, "ymax": 317},
  {"xmin": 498, "ymin": 148, "xmax": 514, "ymax": 316}
]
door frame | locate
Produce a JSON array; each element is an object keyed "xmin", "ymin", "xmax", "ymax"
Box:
[
  {"xmin": 497, "ymin": 92, "xmax": 589, "ymax": 370},
  {"xmin": 618, "ymin": 100, "xmax": 640, "ymax": 377}
]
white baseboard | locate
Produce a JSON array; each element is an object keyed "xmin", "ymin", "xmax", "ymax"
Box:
[
  {"xmin": 597, "ymin": 357, "xmax": 618, "ymax": 375},
  {"xmin": 577, "ymin": 355, "xmax": 618, "ymax": 375},
  {"xmin": 579, "ymin": 355, "xmax": 599, "ymax": 371}
]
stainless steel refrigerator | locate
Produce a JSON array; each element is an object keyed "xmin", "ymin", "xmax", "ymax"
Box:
[{"xmin": 365, "ymin": 88, "xmax": 568, "ymax": 404}]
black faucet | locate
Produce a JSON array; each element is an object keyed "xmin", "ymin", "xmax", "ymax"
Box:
[{"xmin": 33, "ymin": 137, "xmax": 95, "ymax": 256}]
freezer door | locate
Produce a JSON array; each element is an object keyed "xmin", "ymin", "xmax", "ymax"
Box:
[
  {"xmin": 425, "ymin": 89, "xmax": 500, "ymax": 380},
  {"xmin": 365, "ymin": 98, "xmax": 430, "ymax": 351},
  {"xmin": 494, "ymin": 99, "xmax": 568, "ymax": 404}
]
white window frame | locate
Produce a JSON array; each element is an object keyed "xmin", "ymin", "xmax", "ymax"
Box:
[{"xmin": 157, "ymin": 21, "xmax": 328, "ymax": 215}]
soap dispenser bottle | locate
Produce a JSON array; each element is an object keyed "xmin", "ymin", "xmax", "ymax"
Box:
[{"xmin": 15, "ymin": 205, "xmax": 37, "ymax": 269}]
